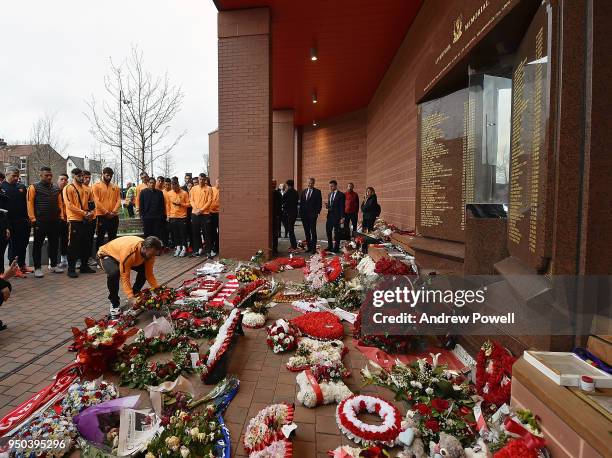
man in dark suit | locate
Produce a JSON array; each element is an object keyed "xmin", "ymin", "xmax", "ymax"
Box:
[
  {"xmin": 299, "ymin": 177, "xmax": 322, "ymax": 254},
  {"xmin": 325, "ymin": 179, "xmax": 345, "ymax": 253},
  {"xmin": 282, "ymin": 179, "xmax": 299, "ymax": 251},
  {"xmin": 272, "ymin": 180, "xmax": 282, "ymax": 256}
]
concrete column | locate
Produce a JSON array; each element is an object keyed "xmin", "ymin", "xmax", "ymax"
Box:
[
  {"xmin": 217, "ymin": 8, "xmax": 271, "ymax": 259},
  {"xmin": 272, "ymin": 110, "xmax": 294, "ymax": 186}
]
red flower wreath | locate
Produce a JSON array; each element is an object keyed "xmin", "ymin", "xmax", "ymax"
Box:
[
  {"xmin": 476, "ymin": 340, "xmax": 516, "ymax": 407},
  {"xmin": 374, "ymin": 257, "xmax": 415, "ymax": 276},
  {"xmin": 290, "ymin": 311, "xmax": 344, "ymax": 341},
  {"xmin": 494, "ymin": 439, "xmax": 539, "ymax": 458}
]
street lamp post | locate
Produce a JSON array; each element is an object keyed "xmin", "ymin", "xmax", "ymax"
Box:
[
  {"xmin": 150, "ymin": 126, "xmax": 158, "ymax": 177},
  {"xmin": 118, "ymin": 89, "xmax": 131, "ymax": 190}
]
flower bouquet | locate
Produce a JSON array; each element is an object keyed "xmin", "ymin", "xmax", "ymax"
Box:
[
  {"xmin": 243, "ymin": 301, "xmax": 270, "ymax": 329},
  {"xmin": 290, "ymin": 311, "xmax": 344, "ymax": 340},
  {"xmin": 236, "ymin": 265, "xmax": 260, "ymax": 283},
  {"xmin": 374, "ymin": 257, "xmax": 415, "ymax": 276},
  {"xmin": 262, "ymin": 256, "xmax": 306, "ymax": 273},
  {"xmin": 249, "ymin": 440, "xmax": 293, "ymax": 458},
  {"xmin": 476, "ymin": 340, "xmax": 516, "ymax": 409},
  {"xmin": 71, "ymin": 317, "xmax": 138, "ymax": 377},
  {"xmin": 114, "ymin": 332, "xmax": 199, "ymax": 389},
  {"xmin": 134, "ymin": 286, "xmax": 177, "ymax": 312},
  {"xmin": 329, "ymin": 445, "xmax": 389, "ymax": 458},
  {"xmin": 146, "ymin": 408, "xmax": 227, "ymax": 458},
  {"xmin": 296, "ymin": 362, "xmax": 353, "ymax": 408},
  {"xmin": 353, "ymin": 311, "xmax": 416, "ymax": 354},
  {"xmin": 170, "ymin": 308, "xmax": 227, "ymax": 339},
  {"xmin": 286, "ymin": 337, "xmax": 348, "ymax": 374},
  {"xmin": 361, "ymin": 355, "xmax": 473, "ymax": 407},
  {"xmin": 10, "ymin": 411, "xmax": 78, "ymax": 458},
  {"xmin": 265, "ymin": 319, "xmax": 300, "ymax": 353},
  {"xmin": 60, "ymin": 379, "xmax": 119, "ymax": 418},
  {"xmin": 243, "ymin": 403, "xmax": 295, "ymax": 454}
]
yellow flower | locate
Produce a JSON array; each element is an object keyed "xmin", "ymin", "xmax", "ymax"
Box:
[
  {"xmin": 190, "ymin": 427, "xmax": 200, "ymax": 437},
  {"xmin": 145, "ymin": 453, "xmax": 156, "ymax": 458},
  {"xmin": 165, "ymin": 436, "xmax": 181, "ymax": 451}
]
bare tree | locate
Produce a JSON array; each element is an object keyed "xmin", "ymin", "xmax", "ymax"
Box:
[
  {"xmin": 158, "ymin": 153, "xmax": 175, "ymax": 178},
  {"xmin": 86, "ymin": 46, "xmax": 185, "ymax": 183},
  {"xmin": 29, "ymin": 113, "xmax": 68, "ymax": 181}
]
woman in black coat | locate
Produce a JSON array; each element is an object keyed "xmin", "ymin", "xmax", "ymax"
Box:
[{"xmin": 361, "ymin": 187, "xmax": 380, "ymax": 232}]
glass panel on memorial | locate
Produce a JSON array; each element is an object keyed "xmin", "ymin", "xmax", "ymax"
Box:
[{"xmin": 467, "ymin": 73, "xmax": 512, "ymax": 204}]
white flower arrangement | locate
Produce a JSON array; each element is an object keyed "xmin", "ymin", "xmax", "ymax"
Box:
[
  {"xmin": 296, "ymin": 370, "xmax": 352, "ymax": 408},
  {"xmin": 286, "ymin": 338, "xmax": 346, "ymax": 372},
  {"xmin": 242, "ymin": 311, "xmax": 266, "ymax": 328}
]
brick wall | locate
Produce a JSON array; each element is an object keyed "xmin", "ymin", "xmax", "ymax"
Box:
[
  {"xmin": 272, "ymin": 110, "xmax": 295, "ymax": 185},
  {"xmin": 208, "ymin": 130, "xmax": 219, "ymax": 185},
  {"xmin": 218, "ymin": 8, "xmax": 272, "ymax": 259},
  {"xmin": 365, "ymin": 2, "xmax": 446, "ymax": 230},
  {"xmin": 301, "ymin": 110, "xmax": 367, "ymax": 214}
]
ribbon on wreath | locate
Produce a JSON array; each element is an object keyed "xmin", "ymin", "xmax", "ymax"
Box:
[
  {"xmin": 473, "ymin": 400, "xmax": 489, "ymax": 433},
  {"xmin": 503, "ymin": 416, "xmax": 546, "ymax": 450},
  {"xmin": 0, "ymin": 362, "xmax": 80, "ymax": 436},
  {"xmin": 304, "ymin": 369, "xmax": 324, "ymax": 406}
]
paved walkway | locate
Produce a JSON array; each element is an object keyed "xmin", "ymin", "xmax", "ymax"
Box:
[{"xmin": 0, "ymin": 254, "xmax": 205, "ymax": 417}]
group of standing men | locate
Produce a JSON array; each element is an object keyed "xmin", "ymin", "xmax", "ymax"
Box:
[
  {"xmin": 273, "ymin": 178, "xmax": 381, "ymax": 255},
  {"xmin": 131, "ymin": 172, "xmax": 220, "ymax": 259}
]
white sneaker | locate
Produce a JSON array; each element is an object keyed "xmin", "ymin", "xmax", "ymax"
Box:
[
  {"xmin": 52, "ymin": 266, "xmax": 64, "ymax": 273},
  {"xmin": 88, "ymin": 258, "xmax": 98, "ymax": 267},
  {"xmin": 76, "ymin": 260, "xmax": 81, "ymax": 269},
  {"xmin": 174, "ymin": 247, "xmax": 181, "ymax": 257},
  {"xmin": 179, "ymin": 247, "xmax": 186, "ymax": 257},
  {"xmin": 34, "ymin": 269, "xmax": 44, "ymax": 278},
  {"xmin": 110, "ymin": 306, "xmax": 121, "ymax": 318},
  {"xmin": 60, "ymin": 256, "xmax": 68, "ymax": 267},
  {"xmin": 210, "ymin": 250, "xmax": 217, "ymax": 258}
]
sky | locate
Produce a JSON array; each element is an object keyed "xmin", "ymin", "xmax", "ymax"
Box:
[{"xmin": 0, "ymin": 0, "xmax": 218, "ymax": 180}]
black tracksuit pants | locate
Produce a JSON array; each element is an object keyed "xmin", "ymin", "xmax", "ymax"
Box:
[
  {"xmin": 101, "ymin": 256, "xmax": 146, "ymax": 308},
  {"xmin": 96, "ymin": 216, "xmax": 119, "ymax": 251},
  {"xmin": 169, "ymin": 218, "xmax": 187, "ymax": 247},
  {"xmin": 32, "ymin": 220, "xmax": 60, "ymax": 268},
  {"xmin": 191, "ymin": 214, "xmax": 210, "ymax": 254},
  {"xmin": 142, "ymin": 218, "xmax": 162, "ymax": 239},
  {"xmin": 8, "ymin": 220, "xmax": 31, "ymax": 268},
  {"xmin": 67, "ymin": 221, "xmax": 91, "ymax": 271}
]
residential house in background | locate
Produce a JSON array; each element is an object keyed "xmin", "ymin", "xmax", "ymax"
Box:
[
  {"xmin": 66, "ymin": 156, "xmax": 102, "ymax": 182},
  {"xmin": 0, "ymin": 141, "xmax": 65, "ymax": 185}
]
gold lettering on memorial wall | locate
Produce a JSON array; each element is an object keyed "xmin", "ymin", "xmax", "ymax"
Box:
[
  {"xmin": 420, "ymin": 112, "xmax": 453, "ymax": 228},
  {"xmin": 528, "ymin": 27, "xmax": 544, "ymax": 253},
  {"xmin": 453, "ymin": 15, "xmax": 463, "ymax": 43},
  {"xmin": 508, "ymin": 57, "xmax": 528, "ymax": 245},
  {"xmin": 462, "ymin": 100, "xmax": 475, "ymax": 230}
]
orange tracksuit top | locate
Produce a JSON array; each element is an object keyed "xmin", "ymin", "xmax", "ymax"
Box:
[
  {"xmin": 189, "ymin": 185, "xmax": 213, "ymax": 215},
  {"xmin": 165, "ymin": 189, "xmax": 190, "ymax": 218},
  {"xmin": 97, "ymin": 235, "xmax": 159, "ymax": 298},
  {"xmin": 210, "ymin": 186, "xmax": 220, "ymax": 213},
  {"xmin": 92, "ymin": 181, "xmax": 121, "ymax": 217},
  {"xmin": 26, "ymin": 184, "xmax": 65, "ymax": 223},
  {"xmin": 62, "ymin": 182, "xmax": 92, "ymax": 222}
]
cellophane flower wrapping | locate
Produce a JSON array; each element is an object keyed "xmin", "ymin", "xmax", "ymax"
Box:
[{"xmin": 73, "ymin": 395, "xmax": 140, "ymax": 445}]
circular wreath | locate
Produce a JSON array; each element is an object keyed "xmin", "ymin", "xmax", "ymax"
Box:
[
  {"xmin": 170, "ymin": 308, "xmax": 227, "ymax": 339},
  {"xmin": 290, "ymin": 311, "xmax": 344, "ymax": 340},
  {"xmin": 114, "ymin": 333, "xmax": 199, "ymax": 389},
  {"xmin": 243, "ymin": 311, "xmax": 267, "ymax": 329},
  {"xmin": 476, "ymin": 340, "xmax": 516, "ymax": 408},
  {"xmin": 336, "ymin": 395, "xmax": 401, "ymax": 446},
  {"xmin": 266, "ymin": 320, "xmax": 300, "ymax": 353},
  {"xmin": 243, "ymin": 403, "xmax": 295, "ymax": 454}
]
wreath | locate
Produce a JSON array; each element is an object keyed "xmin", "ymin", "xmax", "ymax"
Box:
[
  {"xmin": 170, "ymin": 308, "xmax": 227, "ymax": 339},
  {"xmin": 248, "ymin": 440, "xmax": 293, "ymax": 458},
  {"xmin": 243, "ymin": 403, "xmax": 295, "ymax": 454},
  {"xmin": 336, "ymin": 395, "xmax": 402, "ymax": 446},
  {"xmin": 134, "ymin": 286, "xmax": 176, "ymax": 311},
  {"xmin": 195, "ymin": 309, "xmax": 242, "ymax": 381},
  {"xmin": 266, "ymin": 320, "xmax": 300, "ymax": 353},
  {"xmin": 290, "ymin": 311, "xmax": 344, "ymax": 340},
  {"xmin": 374, "ymin": 258, "xmax": 415, "ymax": 276},
  {"xmin": 296, "ymin": 362, "xmax": 352, "ymax": 408},
  {"xmin": 476, "ymin": 340, "xmax": 516, "ymax": 408},
  {"xmin": 114, "ymin": 333, "xmax": 199, "ymax": 389},
  {"xmin": 230, "ymin": 279, "xmax": 268, "ymax": 307}
]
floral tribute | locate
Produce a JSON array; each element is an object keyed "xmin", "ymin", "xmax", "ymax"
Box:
[
  {"xmin": 304, "ymin": 254, "xmax": 343, "ymax": 289},
  {"xmin": 10, "ymin": 411, "xmax": 78, "ymax": 458},
  {"xmin": 134, "ymin": 286, "xmax": 177, "ymax": 312},
  {"xmin": 59, "ymin": 379, "xmax": 119, "ymax": 418},
  {"xmin": 296, "ymin": 362, "xmax": 352, "ymax": 408},
  {"xmin": 475, "ymin": 340, "xmax": 516, "ymax": 408},
  {"xmin": 328, "ymin": 445, "xmax": 388, "ymax": 458},
  {"xmin": 175, "ymin": 277, "xmax": 223, "ymax": 300},
  {"xmin": 114, "ymin": 332, "xmax": 199, "ymax": 389},
  {"xmin": 71, "ymin": 317, "xmax": 138, "ymax": 377},
  {"xmin": 196, "ymin": 309, "xmax": 242, "ymax": 381},
  {"xmin": 266, "ymin": 319, "xmax": 300, "ymax": 353},
  {"xmin": 353, "ymin": 310, "xmax": 415, "ymax": 354},
  {"xmin": 248, "ymin": 439, "xmax": 293, "ymax": 458},
  {"xmin": 236, "ymin": 265, "xmax": 260, "ymax": 283},
  {"xmin": 242, "ymin": 301, "xmax": 269, "ymax": 329},
  {"xmin": 146, "ymin": 408, "xmax": 226, "ymax": 458},
  {"xmin": 169, "ymin": 308, "xmax": 227, "ymax": 339},
  {"xmin": 336, "ymin": 395, "xmax": 402, "ymax": 447},
  {"xmin": 361, "ymin": 354, "xmax": 473, "ymax": 407},
  {"xmin": 243, "ymin": 403, "xmax": 295, "ymax": 455},
  {"xmin": 230, "ymin": 279, "xmax": 267, "ymax": 307},
  {"xmin": 287, "ymin": 338, "xmax": 349, "ymax": 374},
  {"xmin": 374, "ymin": 257, "xmax": 415, "ymax": 276},
  {"xmin": 290, "ymin": 311, "xmax": 344, "ymax": 340},
  {"xmin": 262, "ymin": 256, "xmax": 306, "ymax": 273}
]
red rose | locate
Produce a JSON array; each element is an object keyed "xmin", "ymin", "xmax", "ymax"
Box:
[
  {"xmin": 424, "ymin": 419, "xmax": 440, "ymax": 432},
  {"xmin": 82, "ymin": 395, "xmax": 90, "ymax": 402},
  {"xmin": 431, "ymin": 398, "xmax": 449, "ymax": 412},
  {"xmin": 413, "ymin": 403, "xmax": 431, "ymax": 416},
  {"xmin": 458, "ymin": 406, "xmax": 471, "ymax": 417}
]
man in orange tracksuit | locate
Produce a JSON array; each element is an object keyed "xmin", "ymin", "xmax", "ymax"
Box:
[
  {"xmin": 134, "ymin": 171, "xmax": 149, "ymax": 213},
  {"xmin": 166, "ymin": 177, "xmax": 190, "ymax": 257},
  {"xmin": 63, "ymin": 168, "xmax": 95, "ymax": 278},
  {"xmin": 189, "ymin": 173, "xmax": 213, "ymax": 258},
  {"xmin": 98, "ymin": 235, "xmax": 162, "ymax": 316},
  {"xmin": 92, "ymin": 167, "xmax": 121, "ymax": 251},
  {"xmin": 209, "ymin": 178, "xmax": 220, "ymax": 257}
]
